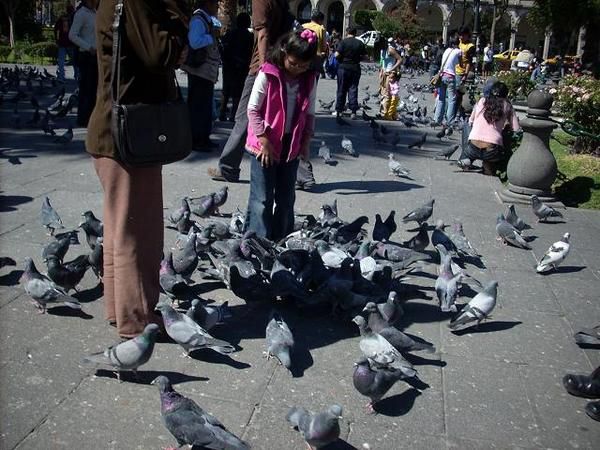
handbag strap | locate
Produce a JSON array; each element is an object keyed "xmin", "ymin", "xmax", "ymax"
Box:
[
  {"xmin": 110, "ymin": 0, "xmax": 182, "ymax": 103},
  {"xmin": 438, "ymin": 48, "xmax": 452, "ymax": 75},
  {"xmin": 111, "ymin": 0, "xmax": 124, "ymax": 104}
]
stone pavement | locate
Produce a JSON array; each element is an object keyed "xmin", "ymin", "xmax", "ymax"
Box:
[{"xmin": 1, "ymin": 66, "xmax": 599, "ymax": 450}]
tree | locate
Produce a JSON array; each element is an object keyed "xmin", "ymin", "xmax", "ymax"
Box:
[
  {"xmin": 1, "ymin": 0, "xmax": 23, "ymax": 47},
  {"xmin": 372, "ymin": 2, "xmax": 423, "ymax": 43},
  {"xmin": 488, "ymin": 0, "xmax": 508, "ymax": 48},
  {"xmin": 217, "ymin": 0, "xmax": 238, "ymax": 34}
]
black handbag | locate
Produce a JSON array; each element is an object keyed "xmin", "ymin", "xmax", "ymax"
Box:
[{"xmin": 111, "ymin": 0, "xmax": 191, "ymax": 166}]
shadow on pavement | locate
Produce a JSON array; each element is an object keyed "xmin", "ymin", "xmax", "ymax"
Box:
[
  {"xmin": 0, "ymin": 194, "xmax": 34, "ymax": 212},
  {"xmin": 450, "ymin": 320, "xmax": 523, "ymax": 335},
  {"xmin": 47, "ymin": 305, "xmax": 94, "ymax": 319},
  {"xmin": 310, "ymin": 179, "xmax": 423, "ymax": 195},
  {"xmin": 0, "ymin": 269, "xmax": 23, "ymax": 286},
  {"xmin": 74, "ymin": 282, "xmax": 103, "ymax": 303},
  {"xmin": 189, "ymin": 348, "xmax": 251, "ymax": 369},
  {"xmin": 321, "ymin": 439, "xmax": 358, "ymax": 450},
  {"xmin": 373, "ymin": 387, "xmax": 422, "ymax": 417},
  {"xmin": 538, "ymin": 265, "xmax": 586, "ymax": 275},
  {"xmin": 94, "ymin": 369, "xmax": 208, "ymax": 385}
]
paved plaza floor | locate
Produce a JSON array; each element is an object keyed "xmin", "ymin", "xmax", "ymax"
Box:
[{"xmin": 1, "ymin": 65, "xmax": 599, "ymax": 449}]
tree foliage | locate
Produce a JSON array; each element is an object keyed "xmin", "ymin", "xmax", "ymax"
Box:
[
  {"xmin": 372, "ymin": 2, "xmax": 423, "ymax": 44},
  {"xmin": 530, "ymin": 0, "xmax": 599, "ymax": 34},
  {"xmin": 354, "ymin": 10, "xmax": 378, "ymax": 30}
]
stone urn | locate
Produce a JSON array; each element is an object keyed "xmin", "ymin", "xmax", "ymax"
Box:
[{"xmin": 498, "ymin": 90, "xmax": 559, "ymax": 204}]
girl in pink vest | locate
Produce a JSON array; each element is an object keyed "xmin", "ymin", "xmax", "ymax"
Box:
[{"xmin": 245, "ymin": 29, "xmax": 318, "ymax": 240}]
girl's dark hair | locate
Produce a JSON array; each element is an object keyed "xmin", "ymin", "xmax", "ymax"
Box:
[
  {"xmin": 483, "ymin": 81, "xmax": 509, "ymax": 124},
  {"xmin": 268, "ymin": 30, "xmax": 318, "ymax": 68},
  {"xmin": 448, "ymin": 37, "xmax": 459, "ymax": 47}
]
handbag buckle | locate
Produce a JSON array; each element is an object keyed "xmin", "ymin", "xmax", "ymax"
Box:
[{"xmin": 158, "ymin": 134, "xmax": 167, "ymax": 143}]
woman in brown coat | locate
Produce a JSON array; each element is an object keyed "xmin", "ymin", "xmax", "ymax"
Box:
[{"xmin": 86, "ymin": 0, "xmax": 188, "ymax": 338}]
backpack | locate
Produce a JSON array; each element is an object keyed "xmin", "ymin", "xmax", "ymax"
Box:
[{"xmin": 186, "ymin": 10, "xmax": 213, "ymax": 68}]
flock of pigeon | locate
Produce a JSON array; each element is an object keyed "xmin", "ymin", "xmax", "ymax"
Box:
[
  {"xmin": 1, "ymin": 65, "xmax": 75, "ymax": 144},
  {"xmin": 6, "ymin": 174, "xmax": 573, "ymax": 449}
]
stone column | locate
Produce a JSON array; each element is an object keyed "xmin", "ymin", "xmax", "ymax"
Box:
[
  {"xmin": 509, "ymin": 28, "xmax": 517, "ymax": 50},
  {"xmin": 343, "ymin": 10, "xmax": 351, "ymax": 35},
  {"xmin": 576, "ymin": 25, "xmax": 586, "ymax": 57},
  {"xmin": 442, "ymin": 20, "xmax": 450, "ymax": 45},
  {"xmin": 542, "ymin": 27, "xmax": 552, "ymax": 59},
  {"xmin": 498, "ymin": 90, "xmax": 559, "ymax": 205}
]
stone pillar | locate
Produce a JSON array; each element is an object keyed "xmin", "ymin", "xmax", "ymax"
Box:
[
  {"xmin": 442, "ymin": 20, "xmax": 450, "ymax": 45},
  {"xmin": 498, "ymin": 90, "xmax": 559, "ymax": 205},
  {"xmin": 343, "ymin": 10, "xmax": 351, "ymax": 35},
  {"xmin": 542, "ymin": 27, "xmax": 552, "ymax": 59},
  {"xmin": 508, "ymin": 10, "xmax": 521, "ymax": 51},
  {"xmin": 509, "ymin": 29, "xmax": 517, "ymax": 50},
  {"xmin": 576, "ymin": 25, "xmax": 586, "ymax": 57}
]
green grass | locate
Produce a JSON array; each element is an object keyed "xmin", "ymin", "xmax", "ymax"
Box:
[{"xmin": 550, "ymin": 132, "xmax": 600, "ymax": 209}]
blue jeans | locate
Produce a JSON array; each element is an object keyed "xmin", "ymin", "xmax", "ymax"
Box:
[
  {"xmin": 245, "ymin": 143, "xmax": 299, "ymax": 241},
  {"xmin": 433, "ymin": 74, "xmax": 457, "ymax": 126},
  {"xmin": 57, "ymin": 47, "xmax": 77, "ymax": 81}
]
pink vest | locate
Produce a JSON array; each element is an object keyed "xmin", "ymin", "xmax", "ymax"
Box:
[{"xmin": 246, "ymin": 62, "xmax": 315, "ymax": 162}]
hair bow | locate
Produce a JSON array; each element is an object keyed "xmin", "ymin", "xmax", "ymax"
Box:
[{"xmin": 300, "ymin": 29, "xmax": 317, "ymax": 44}]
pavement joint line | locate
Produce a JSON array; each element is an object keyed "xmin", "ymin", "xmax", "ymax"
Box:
[
  {"xmin": 0, "ymin": 223, "xmax": 25, "ymax": 238},
  {"xmin": 440, "ymin": 320, "xmax": 448, "ymax": 439},
  {"xmin": 240, "ymin": 359, "xmax": 278, "ymax": 440},
  {"xmin": 13, "ymin": 372, "xmax": 90, "ymax": 450},
  {"xmin": 517, "ymin": 363, "xmax": 543, "ymax": 441}
]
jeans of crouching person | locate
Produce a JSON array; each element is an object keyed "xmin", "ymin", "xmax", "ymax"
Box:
[{"xmin": 245, "ymin": 134, "xmax": 299, "ymax": 241}]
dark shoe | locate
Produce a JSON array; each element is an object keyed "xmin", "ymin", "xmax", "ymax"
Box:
[
  {"xmin": 585, "ymin": 401, "xmax": 600, "ymax": 421},
  {"xmin": 207, "ymin": 166, "xmax": 238, "ymax": 183},
  {"xmin": 563, "ymin": 370, "xmax": 600, "ymax": 398},
  {"xmin": 445, "ymin": 127, "xmax": 454, "ymax": 136},
  {"xmin": 436, "ymin": 128, "xmax": 446, "ymax": 139},
  {"xmin": 350, "ymin": 112, "xmax": 357, "ymax": 120}
]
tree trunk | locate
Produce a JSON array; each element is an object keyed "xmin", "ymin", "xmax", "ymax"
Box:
[
  {"xmin": 8, "ymin": 14, "xmax": 15, "ymax": 48},
  {"xmin": 218, "ymin": 0, "xmax": 237, "ymax": 34},
  {"xmin": 490, "ymin": 7, "xmax": 497, "ymax": 48},
  {"xmin": 406, "ymin": 0, "xmax": 417, "ymax": 14}
]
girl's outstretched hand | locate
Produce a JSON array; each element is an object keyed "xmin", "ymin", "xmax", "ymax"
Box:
[{"xmin": 258, "ymin": 138, "xmax": 274, "ymax": 168}]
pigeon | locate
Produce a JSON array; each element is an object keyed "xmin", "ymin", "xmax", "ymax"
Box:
[
  {"xmin": 213, "ymin": 186, "xmax": 228, "ymax": 213},
  {"xmin": 286, "ymin": 404, "xmax": 342, "ymax": 449},
  {"xmin": 41, "ymin": 109, "xmax": 56, "ymax": 135},
  {"xmin": 40, "ymin": 196, "xmax": 64, "ymax": 235},
  {"xmin": 82, "ymin": 323, "xmax": 160, "ymax": 381},
  {"xmin": 265, "ymin": 311, "xmax": 294, "ymax": 371},
  {"xmin": 505, "ymin": 204, "xmax": 527, "ymax": 231},
  {"xmin": 0, "ymin": 256, "xmax": 17, "ymax": 269},
  {"xmin": 20, "ymin": 258, "xmax": 81, "ymax": 313},
  {"xmin": 353, "ymin": 357, "xmax": 412, "ymax": 413},
  {"xmin": 315, "ymin": 240, "xmax": 349, "ymax": 269},
  {"xmin": 435, "ymin": 128, "xmax": 446, "ymax": 140},
  {"xmin": 531, "ymin": 195, "xmax": 564, "ymax": 222},
  {"xmin": 434, "ymin": 144, "xmax": 460, "ymax": 160},
  {"xmin": 376, "ymin": 291, "xmax": 403, "ymax": 326},
  {"xmin": 449, "ymin": 280, "xmax": 499, "ymax": 331},
  {"xmin": 45, "ymin": 254, "xmax": 90, "ymax": 292},
  {"xmin": 431, "ymin": 220, "xmax": 457, "ymax": 253},
  {"xmin": 387, "ymin": 154, "xmax": 410, "ymax": 177},
  {"xmin": 374, "ymin": 242, "xmax": 429, "ymax": 266},
  {"xmin": 186, "ymin": 299, "xmax": 232, "ymax": 331},
  {"xmin": 79, "ymin": 210, "xmax": 104, "ymax": 249},
  {"xmin": 353, "ymin": 315, "xmax": 417, "ymax": 378},
  {"xmin": 536, "ymin": 232, "xmax": 571, "ymax": 273},
  {"xmin": 574, "ymin": 326, "xmax": 600, "ymax": 346},
  {"xmin": 318, "ymin": 99, "xmax": 334, "ymax": 111},
  {"xmin": 318, "ymin": 141, "xmax": 334, "ymax": 165},
  {"xmin": 172, "ymin": 230, "xmax": 198, "ymax": 280},
  {"xmin": 155, "ymin": 301, "xmax": 235, "ymax": 356},
  {"xmin": 54, "ymin": 125, "xmax": 73, "ymax": 144},
  {"xmin": 362, "ymin": 303, "xmax": 435, "ymax": 353},
  {"xmin": 496, "ymin": 214, "xmax": 531, "ymax": 249},
  {"xmin": 189, "ymin": 193, "xmax": 217, "ymax": 218},
  {"xmin": 88, "ymin": 238, "xmax": 104, "ymax": 279},
  {"xmin": 229, "ymin": 207, "xmax": 245, "ymax": 234},
  {"xmin": 168, "ymin": 197, "xmax": 190, "ymax": 225},
  {"xmin": 448, "ymin": 222, "xmax": 479, "ymax": 257},
  {"xmin": 41, "ymin": 234, "xmax": 72, "ymax": 262},
  {"xmin": 435, "ymin": 252, "xmax": 462, "ymax": 312},
  {"xmin": 402, "ymin": 199, "xmax": 434, "ymax": 225},
  {"xmin": 372, "ymin": 211, "xmax": 395, "ymax": 242},
  {"xmin": 407, "ymin": 133, "xmax": 426, "ymax": 149},
  {"xmin": 341, "ymin": 135, "xmax": 358, "ymax": 157},
  {"xmin": 159, "ymin": 252, "xmax": 190, "ymax": 300},
  {"xmin": 152, "ymin": 375, "xmax": 249, "ymax": 450},
  {"xmin": 402, "ymin": 222, "xmax": 429, "ymax": 251}
]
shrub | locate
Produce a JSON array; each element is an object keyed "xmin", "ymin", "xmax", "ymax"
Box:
[
  {"xmin": 29, "ymin": 42, "xmax": 58, "ymax": 60},
  {"xmin": 552, "ymin": 75, "xmax": 600, "ymax": 155},
  {"xmin": 495, "ymin": 70, "xmax": 535, "ymax": 100},
  {"xmin": 0, "ymin": 45, "xmax": 12, "ymax": 61}
]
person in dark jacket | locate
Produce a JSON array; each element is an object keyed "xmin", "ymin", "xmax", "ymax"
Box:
[
  {"xmin": 86, "ymin": 0, "xmax": 188, "ymax": 339},
  {"xmin": 219, "ymin": 12, "xmax": 253, "ymax": 122}
]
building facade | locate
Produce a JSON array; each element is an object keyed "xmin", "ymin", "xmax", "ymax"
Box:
[{"xmin": 290, "ymin": 0, "xmax": 587, "ymax": 59}]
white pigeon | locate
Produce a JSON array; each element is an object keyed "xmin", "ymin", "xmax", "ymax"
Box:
[
  {"xmin": 387, "ymin": 153, "xmax": 410, "ymax": 177},
  {"xmin": 359, "ymin": 256, "xmax": 378, "ymax": 280},
  {"xmin": 54, "ymin": 125, "xmax": 73, "ymax": 144},
  {"xmin": 341, "ymin": 135, "xmax": 358, "ymax": 157},
  {"xmin": 536, "ymin": 233, "xmax": 571, "ymax": 273},
  {"xmin": 318, "ymin": 141, "xmax": 334, "ymax": 164},
  {"xmin": 315, "ymin": 240, "xmax": 348, "ymax": 269},
  {"xmin": 448, "ymin": 281, "xmax": 499, "ymax": 330}
]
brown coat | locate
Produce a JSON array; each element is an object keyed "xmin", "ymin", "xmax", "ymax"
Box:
[{"xmin": 86, "ymin": 0, "xmax": 189, "ymax": 158}]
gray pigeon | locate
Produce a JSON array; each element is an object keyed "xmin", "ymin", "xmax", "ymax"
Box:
[
  {"xmin": 20, "ymin": 258, "xmax": 81, "ymax": 313},
  {"xmin": 265, "ymin": 311, "xmax": 295, "ymax": 370},
  {"xmin": 531, "ymin": 195, "xmax": 564, "ymax": 222},
  {"xmin": 431, "ymin": 220, "xmax": 457, "ymax": 253},
  {"xmin": 362, "ymin": 303, "xmax": 435, "ymax": 354},
  {"xmin": 186, "ymin": 299, "xmax": 232, "ymax": 331},
  {"xmin": 435, "ymin": 252, "xmax": 462, "ymax": 312},
  {"xmin": 353, "ymin": 357, "xmax": 412, "ymax": 413},
  {"xmin": 496, "ymin": 214, "xmax": 531, "ymax": 249},
  {"xmin": 402, "ymin": 199, "xmax": 434, "ymax": 225},
  {"xmin": 42, "ymin": 234, "xmax": 72, "ymax": 262},
  {"xmin": 449, "ymin": 280, "xmax": 499, "ymax": 331},
  {"xmin": 172, "ymin": 230, "xmax": 198, "ymax": 281},
  {"xmin": 159, "ymin": 252, "xmax": 189, "ymax": 300},
  {"xmin": 505, "ymin": 204, "xmax": 527, "ymax": 231},
  {"xmin": 447, "ymin": 222, "xmax": 479, "ymax": 257},
  {"xmin": 352, "ymin": 315, "xmax": 417, "ymax": 378},
  {"xmin": 286, "ymin": 404, "xmax": 342, "ymax": 449},
  {"xmin": 376, "ymin": 291, "xmax": 403, "ymax": 326},
  {"xmin": 407, "ymin": 133, "xmax": 426, "ymax": 149},
  {"xmin": 82, "ymin": 323, "xmax": 160, "ymax": 381},
  {"xmin": 341, "ymin": 135, "xmax": 358, "ymax": 157},
  {"xmin": 315, "ymin": 240, "xmax": 348, "ymax": 268},
  {"xmin": 155, "ymin": 301, "xmax": 235, "ymax": 356},
  {"xmin": 189, "ymin": 193, "xmax": 217, "ymax": 218},
  {"xmin": 388, "ymin": 153, "xmax": 410, "ymax": 177},
  {"xmin": 402, "ymin": 222, "xmax": 429, "ymax": 251},
  {"xmin": 152, "ymin": 375, "xmax": 249, "ymax": 450},
  {"xmin": 168, "ymin": 197, "xmax": 190, "ymax": 225},
  {"xmin": 318, "ymin": 141, "xmax": 334, "ymax": 165},
  {"xmin": 40, "ymin": 196, "xmax": 64, "ymax": 235},
  {"xmin": 213, "ymin": 186, "xmax": 229, "ymax": 213}
]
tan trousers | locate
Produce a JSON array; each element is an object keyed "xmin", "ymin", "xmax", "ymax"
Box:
[{"xmin": 93, "ymin": 156, "xmax": 164, "ymax": 338}]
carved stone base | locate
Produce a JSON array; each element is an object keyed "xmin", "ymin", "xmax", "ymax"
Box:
[{"xmin": 496, "ymin": 183, "xmax": 562, "ymax": 207}]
